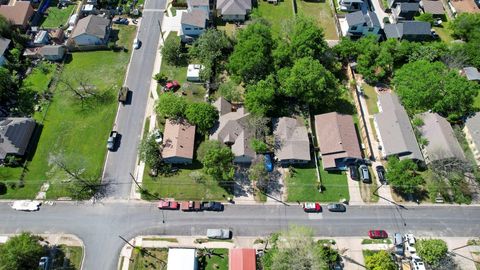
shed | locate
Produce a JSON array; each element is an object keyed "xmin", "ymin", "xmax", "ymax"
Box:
[
  {"xmin": 39, "ymin": 45, "xmax": 66, "ymax": 61},
  {"xmin": 167, "ymin": 248, "xmax": 197, "ymax": 270},
  {"xmin": 34, "ymin": 30, "xmax": 49, "ymax": 46},
  {"xmin": 187, "ymin": 64, "xmax": 204, "ymax": 81}
]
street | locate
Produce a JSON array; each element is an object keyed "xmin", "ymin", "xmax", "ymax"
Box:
[
  {"xmin": 102, "ymin": 0, "xmax": 166, "ymax": 199},
  {"xmin": 1, "ymin": 202, "xmax": 480, "ymax": 270}
]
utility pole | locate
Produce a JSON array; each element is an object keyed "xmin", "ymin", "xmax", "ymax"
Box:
[
  {"xmin": 157, "ymin": 20, "xmax": 165, "ymax": 43},
  {"xmin": 129, "ymin": 172, "xmax": 165, "ymax": 223},
  {"xmin": 118, "ymin": 236, "xmax": 167, "ymax": 266}
]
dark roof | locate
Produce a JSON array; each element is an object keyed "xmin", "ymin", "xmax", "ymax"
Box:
[
  {"xmin": 181, "ymin": 9, "xmax": 207, "ymax": 27},
  {"xmin": 422, "ymin": 0, "xmax": 444, "ymax": 14},
  {"xmin": 0, "ymin": 37, "xmax": 11, "ymax": 57},
  {"xmin": 346, "ymin": 10, "xmax": 380, "ymax": 27},
  {"xmin": 384, "ymin": 21, "xmax": 431, "ymax": 39},
  {"xmin": 397, "ymin": 2, "xmax": 420, "ymax": 11},
  {"xmin": 0, "ymin": 117, "xmax": 36, "ymax": 159}
]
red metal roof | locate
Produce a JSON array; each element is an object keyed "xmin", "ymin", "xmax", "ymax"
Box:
[{"xmin": 229, "ymin": 248, "xmax": 256, "ymax": 270}]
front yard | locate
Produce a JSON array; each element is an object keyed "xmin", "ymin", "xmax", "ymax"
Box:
[
  {"xmin": 296, "ymin": 0, "xmax": 338, "ymax": 40},
  {"xmin": 286, "ymin": 160, "xmax": 349, "ymax": 202},
  {"xmin": 255, "ymin": 0, "xmax": 295, "ymax": 35},
  {"xmin": 40, "ymin": 2, "xmax": 76, "ymax": 28},
  {"xmin": 199, "ymin": 248, "xmax": 229, "ymax": 270},
  {"xmin": 129, "ymin": 248, "xmax": 168, "ymax": 270}
]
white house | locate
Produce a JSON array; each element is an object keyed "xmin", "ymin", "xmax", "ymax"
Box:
[
  {"xmin": 180, "ymin": 9, "xmax": 207, "ymax": 42},
  {"xmin": 71, "ymin": 15, "xmax": 110, "ymax": 46}
]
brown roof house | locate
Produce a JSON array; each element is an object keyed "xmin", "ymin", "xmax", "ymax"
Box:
[
  {"xmin": 0, "ymin": 1, "xmax": 34, "ymax": 28},
  {"xmin": 273, "ymin": 117, "xmax": 311, "ymax": 165},
  {"xmin": 0, "ymin": 117, "xmax": 36, "ymax": 161},
  {"xmin": 71, "ymin": 15, "xmax": 110, "ymax": 46},
  {"xmin": 210, "ymin": 97, "xmax": 255, "ymax": 164},
  {"xmin": 161, "ymin": 119, "xmax": 196, "ymax": 164},
  {"xmin": 229, "ymin": 248, "xmax": 256, "ymax": 270},
  {"xmin": 314, "ymin": 112, "xmax": 362, "ymax": 170}
]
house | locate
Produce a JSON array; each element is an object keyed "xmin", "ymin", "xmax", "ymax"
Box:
[
  {"xmin": 33, "ymin": 30, "xmax": 49, "ymax": 46},
  {"xmin": 0, "ymin": 117, "xmax": 36, "ymax": 161},
  {"xmin": 161, "ymin": 119, "xmax": 196, "ymax": 164},
  {"xmin": 384, "ymin": 21, "xmax": 432, "ymax": 41},
  {"xmin": 387, "ymin": 0, "xmax": 419, "ymax": 9},
  {"xmin": 373, "ymin": 92, "xmax": 424, "ymax": 162},
  {"xmin": 187, "ymin": 0, "xmax": 210, "ymax": 14},
  {"xmin": 339, "ymin": 0, "xmax": 364, "ymax": 12},
  {"xmin": 39, "ymin": 45, "xmax": 66, "ymax": 61},
  {"xmin": 0, "ymin": 37, "xmax": 11, "ymax": 67},
  {"xmin": 421, "ymin": 0, "xmax": 445, "ymax": 16},
  {"xmin": 167, "ymin": 248, "xmax": 197, "ymax": 270},
  {"xmin": 314, "ymin": 112, "xmax": 363, "ymax": 170},
  {"xmin": 229, "ymin": 248, "xmax": 256, "ymax": 270},
  {"xmin": 417, "ymin": 112, "xmax": 465, "ymax": 164},
  {"xmin": 210, "ymin": 98, "xmax": 255, "ymax": 164},
  {"xmin": 216, "ymin": 0, "xmax": 251, "ymax": 21},
  {"xmin": 187, "ymin": 64, "xmax": 204, "ymax": 81},
  {"xmin": 180, "ymin": 9, "xmax": 207, "ymax": 42},
  {"xmin": 0, "ymin": 1, "xmax": 35, "ymax": 28},
  {"xmin": 71, "ymin": 15, "xmax": 110, "ymax": 46},
  {"xmin": 464, "ymin": 113, "xmax": 480, "ymax": 166},
  {"xmin": 272, "ymin": 117, "xmax": 311, "ymax": 165},
  {"xmin": 345, "ymin": 11, "xmax": 381, "ymax": 38},
  {"xmin": 392, "ymin": 2, "xmax": 420, "ymax": 21},
  {"xmin": 461, "ymin": 67, "xmax": 480, "ymax": 82}
]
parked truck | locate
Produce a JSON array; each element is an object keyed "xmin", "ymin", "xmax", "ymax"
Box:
[
  {"xmin": 118, "ymin": 86, "xmax": 128, "ymax": 103},
  {"xmin": 181, "ymin": 201, "xmax": 202, "ymax": 211}
]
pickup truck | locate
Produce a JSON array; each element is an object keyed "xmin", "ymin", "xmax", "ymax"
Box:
[
  {"xmin": 107, "ymin": 131, "xmax": 118, "ymax": 151},
  {"xmin": 181, "ymin": 201, "xmax": 202, "ymax": 211},
  {"xmin": 118, "ymin": 86, "xmax": 128, "ymax": 103}
]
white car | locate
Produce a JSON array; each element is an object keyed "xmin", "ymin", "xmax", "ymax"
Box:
[
  {"xmin": 152, "ymin": 129, "xmax": 163, "ymax": 144},
  {"xmin": 412, "ymin": 258, "xmax": 426, "ymax": 270},
  {"xmin": 133, "ymin": 38, "xmax": 140, "ymax": 49},
  {"xmin": 11, "ymin": 200, "xmax": 41, "ymax": 211},
  {"xmin": 405, "ymin": 233, "xmax": 416, "ymax": 253}
]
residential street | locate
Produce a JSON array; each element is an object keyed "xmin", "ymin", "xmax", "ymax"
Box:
[
  {"xmin": 102, "ymin": 0, "xmax": 166, "ymax": 199},
  {"xmin": 1, "ymin": 202, "xmax": 480, "ymax": 269}
]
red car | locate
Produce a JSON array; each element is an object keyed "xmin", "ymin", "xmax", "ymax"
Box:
[
  {"xmin": 303, "ymin": 202, "xmax": 322, "ymax": 212},
  {"xmin": 164, "ymin": 80, "xmax": 180, "ymax": 91},
  {"xmin": 368, "ymin": 230, "xmax": 388, "ymax": 239},
  {"xmin": 157, "ymin": 200, "xmax": 179, "ymax": 210}
]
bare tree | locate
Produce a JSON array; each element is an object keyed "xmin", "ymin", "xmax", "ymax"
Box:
[{"xmin": 58, "ymin": 73, "xmax": 98, "ymax": 105}]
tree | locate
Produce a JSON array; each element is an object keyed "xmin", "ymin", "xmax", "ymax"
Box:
[
  {"xmin": 385, "ymin": 156, "xmax": 424, "ymax": 194},
  {"xmin": 280, "ymin": 57, "xmax": 339, "ymax": 111},
  {"xmin": 244, "ymin": 76, "xmax": 277, "ymax": 116},
  {"xmin": 392, "ymin": 60, "xmax": 478, "ymax": 121},
  {"xmin": 161, "ymin": 35, "xmax": 185, "ymax": 66},
  {"xmin": 0, "ymin": 232, "xmax": 45, "ymax": 270},
  {"xmin": 185, "ymin": 102, "xmax": 218, "ymax": 133},
  {"xmin": 0, "ymin": 67, "xmax": 17, "ymax": 103},
  {"xmin": 248, "ymin": 156, "xmax": 269, "ymax": 193},
  {"xmin": 246, "ymin": 114, "xmax": 270, "ymax": 139},
  {"xmin": 189, "ymin": 29, "xmax": 232, "ymax": 81},
  {"xmin": 365, "ymin": 250, "xmax": 396, "ymax": 270},
  {"xmin": 138, "ymin": 133, "xmax": 162, "ymax": 170},
  {"xmin": 218, "ymin": 81, "xmax": 242, "ymax": 103},
  {"xmin": 449, "ymin": 13, "xmax": 480, "ymax": 41},
  {"xmin": 198, "ymin": 140, "xmax": 234, "ymax": 181},
  {"xmin": 58, "ymin": 73, "xmax": 100, "ymax": 105},
  {"xmin": 251, "ymin": 139, "xmax": 269, "ymax": 154},
  {"xmin": 228, "ymin": 21, "xmax": 274, "ymax": 84},
  {"xmin": 197, "ymin": 140, "xmax": 223, "ymax": 161},
  {"xmin": 416, "ymin": 239, "xmax": 448, "ymax": 266},
  {"xmin": 155, "ymin": 92, "xmax": 188, "ymax": 119},
  {"xmin": 415, "ymin": 13, "xmax": 434, "ymax": 24}
]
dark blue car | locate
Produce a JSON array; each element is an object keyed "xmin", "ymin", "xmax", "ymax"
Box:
[{"xmin": 264, "ymin": 154, "xmax": 273, "ymax": 172}]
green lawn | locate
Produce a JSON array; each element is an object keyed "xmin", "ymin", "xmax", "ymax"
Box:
[
  {"xmin": 297, "ymin": 0, "xmax": 338, "ymax": 40},
  {"xmin": 41, "ymin": 3, "xmax": 76, "ymax": 28},
  {"xmin": 53, "ymin": 245, "xmax": 83, "ymax": 270},
  {"xmin": 24, "ymin": 63, "xmax": 57, "ymax": 93},
  {"xmin": 199, "ymin": 248, "xmax": 229, "ymax": 270},
  {"xmin": 361, "ymin": 238, "xmax": 392, "ymax": 244},
  {"xmin": 254, "ymin": 0, "xmax": 295, "ymax": 35},
  {"xmin": 129, "ymin": 248, "xmax": 168, "ymax": 270},
  {"xmin": 286, "ymin": 160, "xmax": 349, "ymax": 202},
  {"xmin": 1, "ymin": 25, "xmax": 136, "ymax": 199},
  {"xmin": 362, "ymin": 83, "xmax": 378, "ymax": 115},
  {"xmin": 142, "ymin": 161, "xmax": 232, "ymax": 201}
]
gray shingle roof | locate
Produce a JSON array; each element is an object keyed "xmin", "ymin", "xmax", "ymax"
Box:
[
  {"xmin": 273, "ymin": 117, "xmax": 310, "ymax": 162},
  {"xmin": 0, "ymin": 118, "xmax": 36, "ymax": 159},
  {"xmin": 422, "ymin": 0, "xmax": 444, "ymax": 15},
  {"xmin": 463, "ymin": 67, "xmax": 480, "ymax": 81},
  {"xmin": 398, "ymin": 2, "xmax": 420, "ymax": 12},
  {"xmin": 384, "ymin": 21, "xmax": 431, "ymax": 39},
  {"xmin": 346, "ymin": 11, "xmax": 380, "ymax": 27},
  {"xmin": 418, "ymin": 112, "xmax": 465, "ymax": 162},
  {"xmin": 181, "ymin": 9, "xmax": 207, "ymax": 28},
  {"xmin": 465, "ymin": 113, "xmax": 480, "ymax": 153},
  {"xmin": 216, "ymin": 0, "xmax": 251, "ymax": 15},
  {"xmin": 71, "ymin": 15, "xmax": 110, "ymax": 39},
  {"xmin": 374, "ymin": 93, "xmax": 424, "ymax": 161},
  {"xmin": 39, "ymin": 45, "xmax": 66, "ymax": 56},
  {"xmin": 189, "ymin": 0, "xmax": 209, "ymax": 5},
  {"xmin": 0, "ymin": 37, "xmax": 11, "ymax": 57}
]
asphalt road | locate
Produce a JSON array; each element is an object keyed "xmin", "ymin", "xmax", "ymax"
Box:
[
  {"xmin": 102, "ymin": 0, "xmax": 166, "ymax": 199},
  {"xmin": 2, "ymin": 202, "xmax": 480, "ymax": 270}
]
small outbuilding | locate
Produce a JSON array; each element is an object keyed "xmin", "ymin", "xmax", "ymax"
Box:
[
  {"xmin": 39, "ymin": 45, "xmax": 66, "ymax": 61},
  {"xmin": 186, "ymin": 64, "xmax": 204, "ymax": 81},
  {"xmin": 167, "ymin": 248, "xmax": 197, "ymax": 270}
]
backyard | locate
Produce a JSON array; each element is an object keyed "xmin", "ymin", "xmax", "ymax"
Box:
[
  {"xmin": 0, "ymin": 25, "xmax": 137, "ymax": 199},
  {"xmin": 129, "ymin": 248, "xmax": 168, "ymax": 270},
  {"xmin": 254, "ymin": 0, "xmax": 295, "ymax": 35},
  {"xmin": 286, "ymin": 160, "xmax": 349, "ymax": 202},
  {"xmin": 362, "ymin": 83, "xmax": 378, "ymax": 115},
  {"xmin": 40, "ymin": 2, "xmax": 76, "ymax": 28},
  {"xmin": 296, "ymin": 0, "xmax": 338, "ymax": 40},
  {"xmin": 199, "ymin": 248, "xmax": 229, "ymax": 270}
]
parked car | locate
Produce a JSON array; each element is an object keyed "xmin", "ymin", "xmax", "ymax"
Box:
[
  {"xmin": 133, "ymin": 38, "xmax": 140, "ymax": 49},
  {"xmin": 264, "ymin": 154, "xmax": 273, "ymax": 172},
  {"xmin": 107, "ymin": 131, "xmax": 119, "ymax": 151},
  {"xmin": 207, "ymin": 229, "xmax": 231, "ymax": 239},
  {"xmin": 405, "ymin": 233, "xmax": 416, "ymax": 254},
  {"xmin": 152, "ymin": 129, "xmax": 163, "ymax": 144},
  {"xmin": 11, "ymin": 200, "xmax": 41, "ymax": 211},
  {"xmin": 375, "ymin": 165, "xmax": 387, "ymax": 184},
  {"xmin": 327, "ymin": 203, "xmax": 346, "ymax": 212},
  {"xmin": 394, "ymin": 232, "xmax": 405, "ymax": 256},
  {"xmin": 303, "ymin": 202, "xmax": 322, "ymax": 213},
  {"xmin": 39, "ymin": 256, "xmax": 50, "ymax": 270},
  {"xmin": 118, "ymin": 86, "xmax": 128, "ymax": 103},
  {"xmin": 163, "ymin": 80, "xmax": 180, "ymax": 91},
  {"xmin": 181, "ymin": 201, "xmax": 202, "ymax": 211},
  {"xmin": 368, "ymin": 230, "xmax": 388, "ymax": 239},
  {"xmin": 358, "ymin": 164, "xmax": 370, "ymax": 183},
  {"xmin": 349, "ymin": 165, "xmax": 358, "ymax": 180},
  {"xmin": 114, "ymin": 17, "xmax": 129, "ymax": 25},
  {"xmin": 202, "ymin": 201, "xmax": 223, "ymax": 211},
  {"xmin": 411, "ymin": 258, "xmax": 426, "ymax": 270},
  {"xmin": 157, "ymin": 200, "xmax": 179, "ymax": 210}
]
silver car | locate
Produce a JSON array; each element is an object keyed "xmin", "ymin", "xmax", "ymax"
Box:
[
  {"xmin": 207, "ymin": 229, "xmax": 231, "ymax": 239},
  {"xmin": 358, "ymin": 165, "xmax": 370, "ymax": 183}
]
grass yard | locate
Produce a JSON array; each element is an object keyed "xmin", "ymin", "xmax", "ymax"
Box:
[
  {"xmin": 254, "ymin": 0, "xmax": 295, "ymax": 35},
  {"xmin": 7, "ymin": 25, "xmax": 136, "ymax": 199},
  {"xmin": 362, "ymin": 83, "xmax": 378, "ymax": 115},
  {"xmin": 53, "ymin": 245, "xmax": 83, "ymax": 270},
  {"xmin": 359, "ymin": 167, "xmax": 379, "ymax": 203},
  {"xmin": 129, "ymin": 248, "xmax": 168, "ymax": 270},
  {"xmin": 361, "ymin": 238, "xmax": 392, "ymax": 244},
  {"xmin": 433, "ymin": 26, "xmax": 454, "ymax": 43},
  {"xmin": 24, "ymin": 63, "xmax": 57, "ymax": 93},
  {"xmin": 199, "ymin": 248, "xmax": 229, "ymax": 270},
  {"xmin": 41, "ymin": 3, "xmax": 76, "ymax": 28},
  {"xmin": 296, "ymin": 0, "xmax": 338, "ymax": 40},
  {"xmin": 142, "ymin": 161, "xmax": 232, "ymax": 201},
  {"xmin": 286, "ymin": 160, "xmax": 349, "ymax": 202}
]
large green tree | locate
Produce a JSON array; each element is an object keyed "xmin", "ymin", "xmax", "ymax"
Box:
[
  {"xmin": 198, "ymin": 140, "xmax": 234, "ymax": 181},
  {"xmin": 185, "ymin": 102, "xmax": 218, "ymax": 133},
  {"xmin": 449, "ymin": 13, "xmax": 480, "ymax": 41},
  {"xmin": 0, "ymin": 232, "xmax": 45, "ymax": 270},
  {"xmin": 228, "ymin": 20, "xmax": 274, "ymax": 84},
  {"xmin": 385, "ymin": 156, "xmax": 424, "ymax": 194},
  {"xmin": 138, "ymin": 133, "xmax": 162, "ymax": 169},
  {"xmin": 365, "ymin": 250, "xmax": 396, "ymax": 270},
  {"xmin": 0, "ymin": 67, "xmax": 17, "ymax": 103},
  {"xmin": 244, "ymin": 75, "xmax": 277, "ymax": 116},
  {"xmin": 218, "ymin": 81, "xmax": 242, "ymax": 103},
  {"xmin": 416, "ymin": 239, "xmax": 448, "ymax": 266},
  {"xmin": 155, "ymin": 92, "xmax": 188, "ymax": 119}
]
